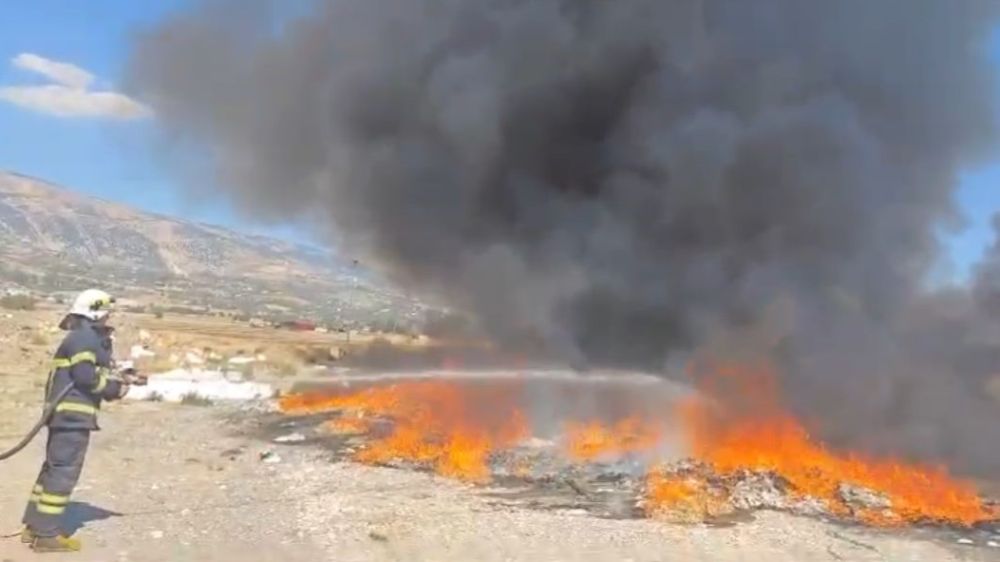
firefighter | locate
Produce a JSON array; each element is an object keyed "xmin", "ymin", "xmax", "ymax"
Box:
[{"xmin": 20, "ymin": 289, "xmax": 131, "ymax": 553}]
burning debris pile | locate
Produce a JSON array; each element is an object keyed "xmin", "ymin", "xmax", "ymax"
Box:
[
  {"xmin": 131, "ymin": 0, "xmax": 1000, "ymax": 478},
  {"xmin": 644, "ymin": 460, "xmax": 984, "ymax": 527},
  {"xmin": 278, "ymin": 363, "xmax": 998, "ymax": 530}
]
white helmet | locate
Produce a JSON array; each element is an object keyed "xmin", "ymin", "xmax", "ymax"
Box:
[{"xmin": 60, "ymin": 289, "xmax": 116, "ymax": 329}]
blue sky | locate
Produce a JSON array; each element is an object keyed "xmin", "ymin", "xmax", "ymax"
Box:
[
  {"xmin": 0, "ymin": 1, "xmax": 998, "ymax": 280},
  {"xmin": 0, "ymin": 0, "xmax": 301, "ymax": 239}
]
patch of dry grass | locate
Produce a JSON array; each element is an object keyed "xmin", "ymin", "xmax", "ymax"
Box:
[
  {"xmin": 0, "ymin": 294, "xmax": 36, "ymax": 311},
  {"xmin": 0, "ymin": 311, "xmax": 445, "ymax": 385}
]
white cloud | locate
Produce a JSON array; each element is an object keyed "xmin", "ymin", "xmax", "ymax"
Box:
[
  {"xmin": 0, "ymin": 52, "xmax": 150, "ymax": 120},
  {"xmin": 0, "ymin": 85, "xmax": 150, "ymax": 119},
  {"xmin": 12, "ymin": 53, "xmax": 94, "ymax": 89}
]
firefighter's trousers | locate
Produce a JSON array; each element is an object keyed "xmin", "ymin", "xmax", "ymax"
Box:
[{"xmin": 22, "ymin": 429, "xmax": 90, "ymax": 537}]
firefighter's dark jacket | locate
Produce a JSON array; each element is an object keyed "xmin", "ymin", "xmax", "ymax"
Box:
[{"xmin": 44, "ymin": 317, "xmax": 124, "ymax": 430}]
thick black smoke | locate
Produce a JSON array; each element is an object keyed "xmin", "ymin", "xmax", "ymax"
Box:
[{"xmin": 128, "ymin": 0, "xmax": 1000, "ymax": 472}]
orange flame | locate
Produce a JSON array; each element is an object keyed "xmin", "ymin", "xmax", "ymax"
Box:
[
  {"xmin": 563, "ymin": 416, "xmax": 662, "ymax": 461},
  {"xmin": 648, "ymin": 360, "xmax": 997, "ymax": 527},
  {"xmin": 280, "ymin": 365, "xmax": 997, "ymax": 528},
  {"xmin": 646, "ymin": 471, "xmax": 732, "ymax": 522},
  {"xmin": 323, "ymin": 415, "xmax": 371, "ymax": 435},
  {"xmin": 281, "ymin": 381, "xmax": 528, "ymax": 483}
]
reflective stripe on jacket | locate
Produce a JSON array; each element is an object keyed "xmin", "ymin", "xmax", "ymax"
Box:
[{"xmin": 44, "ymin": 318, "xmax": 124, "ymax": 430}]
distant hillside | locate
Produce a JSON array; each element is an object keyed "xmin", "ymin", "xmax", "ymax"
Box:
[{"xmin": 0, "ymin": 171, "xmax": 429, "ymax": 329}]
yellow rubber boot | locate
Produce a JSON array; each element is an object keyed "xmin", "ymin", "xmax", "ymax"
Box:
[
  {"xmin": 20, "ymin": 526, "xmax": 34, "ymax": 544},
  {"xmin": 31, "ymin": 534, "xmax": 82, "ymax": 553}
]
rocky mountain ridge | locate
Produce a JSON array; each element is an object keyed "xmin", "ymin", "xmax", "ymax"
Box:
[{"xmin": 0, "ymin": 170, "xmax": 429, "ymax": 329}]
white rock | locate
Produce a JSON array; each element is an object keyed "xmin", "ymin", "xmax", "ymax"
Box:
[
  {"xmin": 274, "ymin": 433, "xmax": 307, "ymax": 444},
  {"xmin": 956, "ymin": 538, "xmax": 975, "ymax": 545},
  {"xmin": 987, "ymin": 540, "xmax": 998, "ymax": 548},
  {"xmin": 150, "ymin": 530, "xmax": 164, "ymax": 540}
]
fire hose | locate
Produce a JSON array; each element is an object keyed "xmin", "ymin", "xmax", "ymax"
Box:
[
  {"xmin": 0, "ymin": 366, "xmax": 144, "ymax": 462},
  {"xmin": 0, "ymin": 384, "xmax": 73, "ymax": 462}
]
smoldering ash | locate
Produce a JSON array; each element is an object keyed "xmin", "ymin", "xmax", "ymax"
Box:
[{"xmin": 128, "ymin": 0, "xmax": 1000, "ymax": 473}]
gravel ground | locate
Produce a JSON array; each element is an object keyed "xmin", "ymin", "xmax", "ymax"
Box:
[{"xmin": 1, "ymin": 400, "xmax": 996, "ymax": 561}]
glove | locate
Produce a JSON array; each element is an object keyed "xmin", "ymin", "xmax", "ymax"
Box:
[{"xmin": 116, "ymin": 360, "xmax": 148, "ymax": 386}]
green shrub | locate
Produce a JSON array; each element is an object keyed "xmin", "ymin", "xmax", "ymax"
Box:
[{"xmin": 180, "ymin": 392, "xmax": 213, "ymax": 407}]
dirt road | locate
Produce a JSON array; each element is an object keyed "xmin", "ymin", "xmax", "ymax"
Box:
[{"xmin": 0, "ymin": 399, "xmax": 993, "ymax": 562}]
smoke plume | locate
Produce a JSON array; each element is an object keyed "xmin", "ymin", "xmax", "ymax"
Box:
[{"xmin": 127, "ymin": 0, "xmax": 1000, "ymax": 473}]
